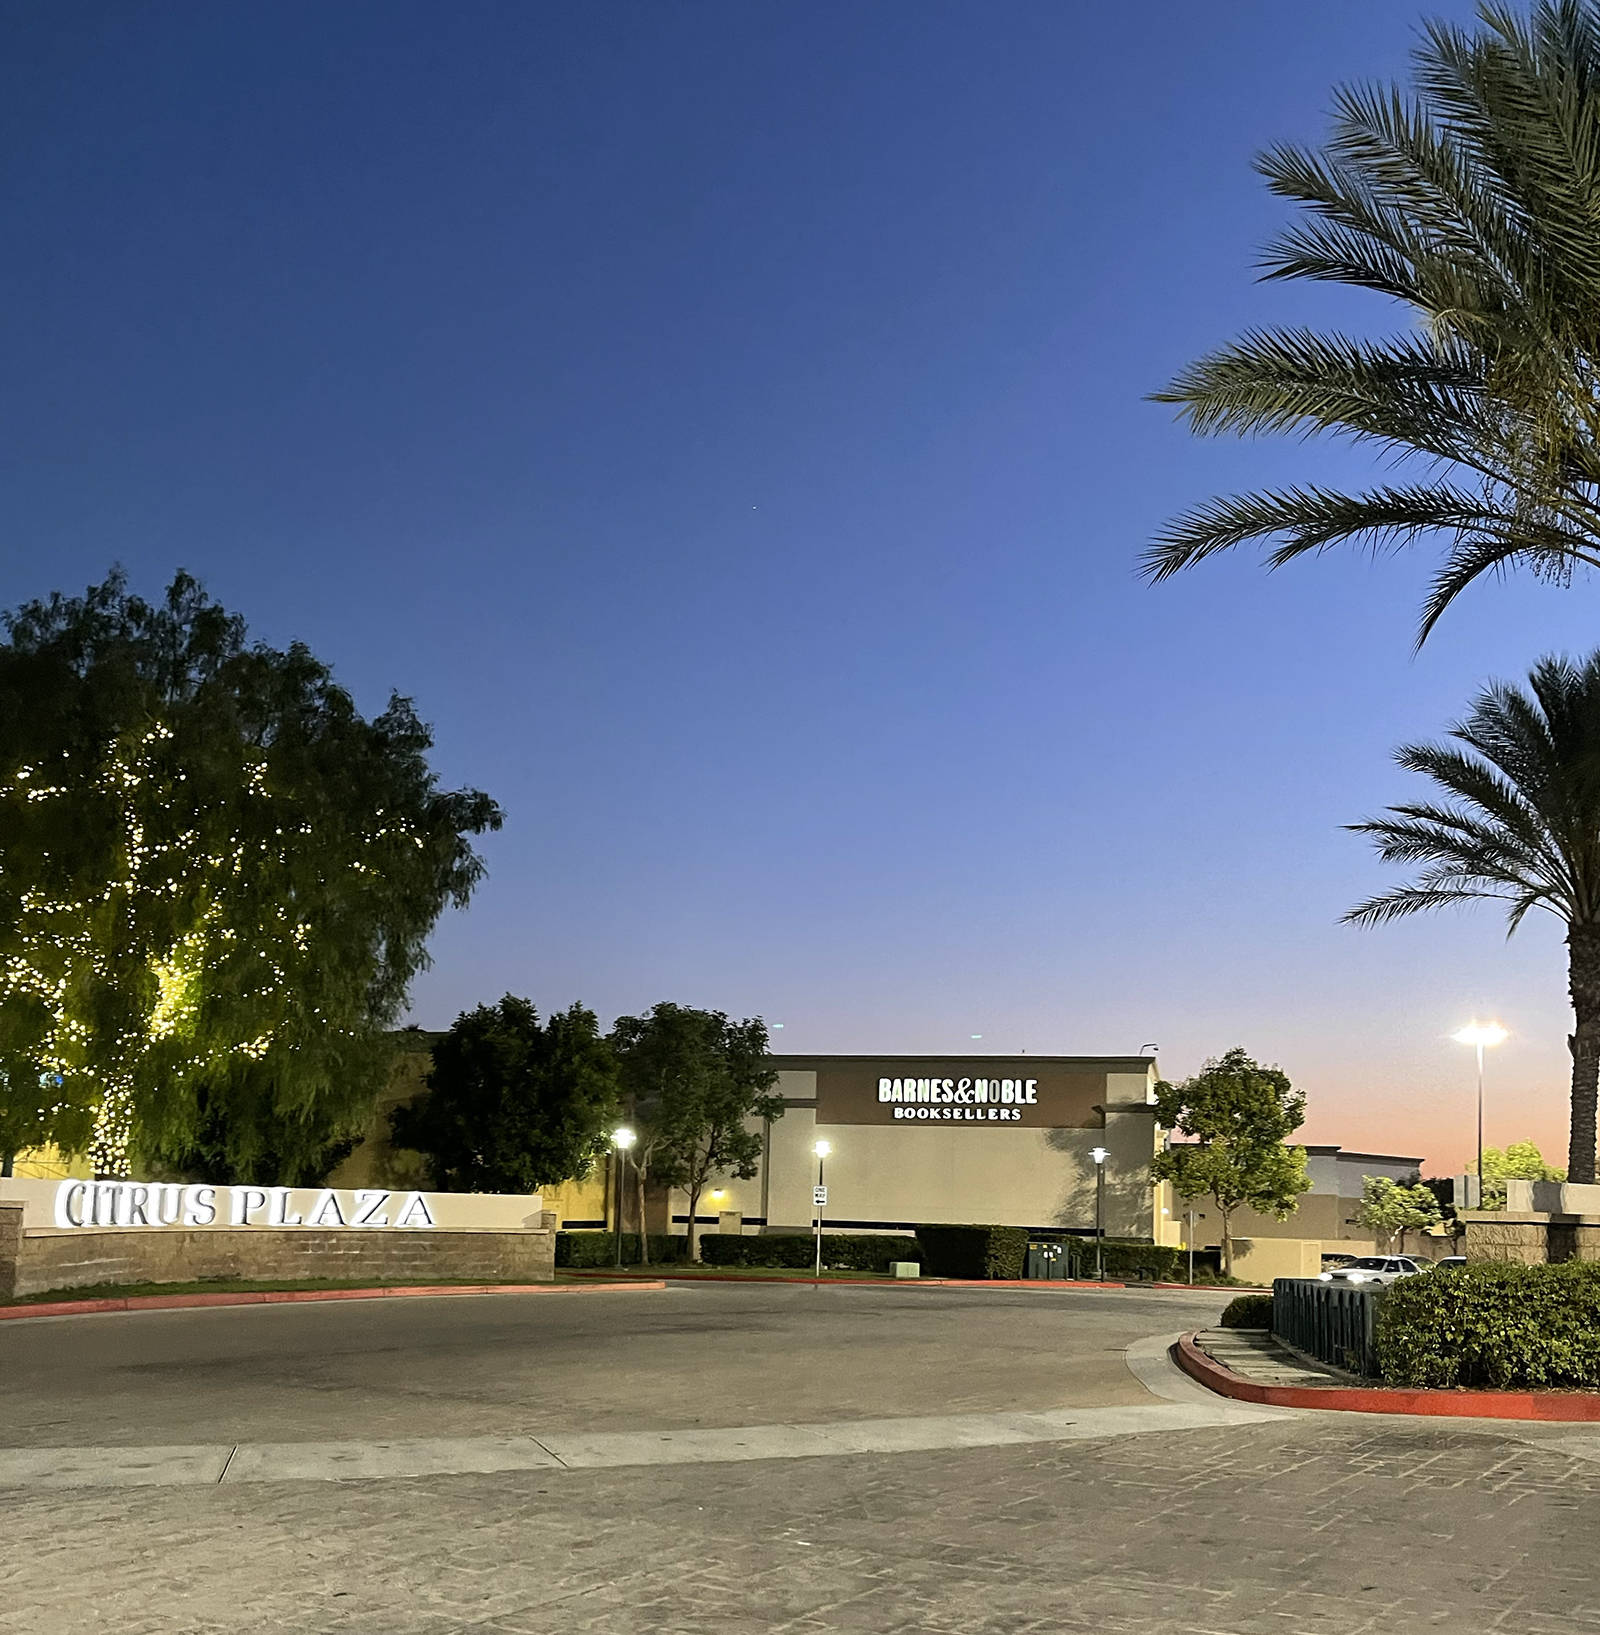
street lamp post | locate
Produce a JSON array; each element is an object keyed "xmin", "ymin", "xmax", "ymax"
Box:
[
  {"xmin": 611, "ymin": 1126, "xmax": 636, "ymax": 1270},
  {"xmin": 813, "ymin": 1140, "xmax": 830, "ymax": 1278},
  {"xmin": 1091, "ymin": 1146, "xmax": 1108, "ymax": 1280},
  {"xmin": 1452, "ymin": 1023, "xmax": 1507, "ymax": 1201}
]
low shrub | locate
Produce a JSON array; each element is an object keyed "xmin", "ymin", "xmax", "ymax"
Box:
[
  {"xmin": 555, "ymin": 1231, "xmax": 686, "ymax": 1268},
  {"xmin": 698, "ymin": 1233, "xmax": 919, "ymax": 1272},
  {"xmin": 1219, "ymin": 1292, "xmax": 1273, "ymax": 1328},
  {"xmin": 1375, "ymin": 1260, "xmax": 1600, "ymax": 1388},
  {"xmin": 915, "ymin": 1223, "xmax": 1028, "ymax": 1280},
  {"xmin": 1064, "ymin": 1239, "xmax": 1224, "ymax": 1282}
]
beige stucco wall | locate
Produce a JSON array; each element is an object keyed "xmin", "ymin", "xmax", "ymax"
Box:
[{"xmin": 729, "ymin": 1080, "xmax": 1161, "ymax": 1237}]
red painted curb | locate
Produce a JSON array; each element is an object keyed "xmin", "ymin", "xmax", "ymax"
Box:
[
  {"xmin": 0, "ymin": 1280, "xmax": 666, "ymax": 1322},
  {"xmin": 1175, "ymin": 1331, "xmax": 1600, "ymax": 1421},
  {"xmin": 564, "ymin": 1270, "xmax": 1129, "ymax": 1289}
]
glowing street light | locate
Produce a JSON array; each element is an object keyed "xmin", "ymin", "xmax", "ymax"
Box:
[
  {"xmin": 1091, "ymin": 1151, "xmax": 1111, "ymax": 1275},
  {"xmin": 813, "ymin": 1140, "xmax": 831, "ymax": 1277},
  {"xmin": 1453, "ymin": 1023, "xmax": 1507, "ymax": 1201},
  {"xmin": 611, "ymin": 1126, "xmax": 636, "ymax": 1271}
]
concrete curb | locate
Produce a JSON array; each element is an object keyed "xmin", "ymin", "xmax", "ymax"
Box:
[
  {"xmin": 0, "ymin": 1280, "xmax": 666, "ymax": 1323},
  {"xmin": 563, "ymin": 1270, "xmax": 1129, "ymax": 1290},
  {"xmin": 1175, "ymin": 1330, "xmax": 1600, "ymax": 1421}
]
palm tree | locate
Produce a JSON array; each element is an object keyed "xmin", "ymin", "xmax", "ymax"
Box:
[
  {"xmin": 1147, "ymin": 1, "xmax": 1600, "ymax": 644},
  {"xmin": 1347, "ymin": 652, "xmax": 1600, "ymax": 1181}
]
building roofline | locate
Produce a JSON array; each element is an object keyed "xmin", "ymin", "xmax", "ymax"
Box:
[
  {"xmin": 1303, "ymin": 1144, "xmax": 1425, "ymax": 1165},
  {"xmin": 768, "ymin": 1054, "xmax": 1155, "ymax": 1071}
]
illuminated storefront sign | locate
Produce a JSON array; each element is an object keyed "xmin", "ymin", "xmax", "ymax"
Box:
[
  {"xmin": 805, "ymin": 1060, "xmax": 1108, "ymax": 1128},
  {"xmin": 53, "ymin": 1180, "xmax": 437, "ymax": 1231}
]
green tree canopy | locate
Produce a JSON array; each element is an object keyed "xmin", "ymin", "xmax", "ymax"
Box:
[
  {"xmin": 1345, "ymin": 653, "xmax": 1600, "ymax": 1183},
  {"xmin": 1150, "ymin": 1047, "xmax": 1311, "ymax": 1276},
  {"xmin": 1354, "ymin": 1175, "xmax": 1443, "ymax": 1252},
  {"xmin": 0, "ymin": 569, "xmax": 501, "ymax": 1180},
  {"xmin": 1147, "ymin": 1, "xmax": 1600, "ymax": 643},
  {"xmin": 390, "ymin": 997, "xmax": 620, "ymax": 1193},
  {"xmin": 610, "ymin": 1002, "xmax": 783, "ymax": 1261}
]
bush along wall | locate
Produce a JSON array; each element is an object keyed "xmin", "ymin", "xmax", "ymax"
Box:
[
  {"xmin": 1219, "ymin": 1293, "xmax": 1273, "ymax": 1329},
  {"xmin": 555, "ymin": 1232, "xmax": 687, "ymax": 1268},
  {"xmin": 914, "ymin": 1224, "xmax": 1028, "ymax": 1280},
  {"xmin": 1061, "ymin": 1239, "xmax": 1223, "ymax": 1283},
  {"xmin": 698, "ymin": 1234, "xmax": 920, "ymax": 1272},
  {"xmin": 1375, "ymin": 1261, "xmax": 1600, "ymax": 1389}
]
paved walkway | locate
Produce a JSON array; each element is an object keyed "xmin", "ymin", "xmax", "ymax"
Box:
[{"xmin": 1193, "ymin": 1326, "xmax": 1351, "ymax": 1387}]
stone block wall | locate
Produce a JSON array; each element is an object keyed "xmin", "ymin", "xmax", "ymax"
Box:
[{"xmin": 0, "ymin": 1206, "xmax": 555, "ymax": 1299}]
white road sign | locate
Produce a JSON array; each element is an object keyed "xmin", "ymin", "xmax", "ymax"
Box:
[{"xmin": 813, "ymin": 1185, "xmax": 828, "ymax": 1207}]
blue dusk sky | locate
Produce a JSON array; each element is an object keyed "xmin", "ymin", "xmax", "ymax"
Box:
[{"xmin": 0, "ymin": 0, "xmax": 1579, "ymax": 1170}]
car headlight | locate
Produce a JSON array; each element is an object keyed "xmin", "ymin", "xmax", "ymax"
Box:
[{"xmin": 1317, "ymin": 1272, "xmax": 1332, "ymax": 1281}]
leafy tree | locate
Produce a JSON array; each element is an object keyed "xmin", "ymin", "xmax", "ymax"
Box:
[
  {"xmin": 0, "ymin": 569, "xmax": 501, "ymax": 1179},
  {"xmin": 610, "ymin": 1003, "xmax": 783, "ymax": 1261},
  {"xmin": 1473, "ymin": 1139, "xmax": 1567, "ymax": 1208},
  {"xmin": 1345, "ymin": 653, "xmax": 1600, "ymax": 1183},
  {"xmin": 1354, "ymin": 1175, "xmax": 1443, "ymax": 1253},
  {"xmin": 1146, "ymin": 1, "xmax": 1600, "ymax": 644},
  {"xmin": 0, "ymin": 1066, "xmax": 95, "ymax": 1178},
  {"xmin": 1150, "ymin": 1047, "xmax": 1311, "ymax": 1276},
  {"xmin": 390, "ymin": 997, "xmax": 620, "ymax": 1193}
]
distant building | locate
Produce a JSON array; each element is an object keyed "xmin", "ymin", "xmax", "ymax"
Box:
[{"xmin": 1171, "ymin": 1143, "xmax": 1430, "ymax": 1270}]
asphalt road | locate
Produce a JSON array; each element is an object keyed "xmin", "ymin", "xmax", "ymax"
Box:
[
  {"xmin": 5, "ymin": 1281, "xmax": 1600, "ymax": 1635},
  {"xmin": 0, "ymin": 1280, "xmax": 1235, "ymax": 1446}
]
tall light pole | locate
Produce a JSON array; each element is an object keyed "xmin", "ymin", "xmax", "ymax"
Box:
[
  {"xmin": 1453, "ymin": 1023, "xmax": 1507, "ymax": 1201},
  {"xmin": 813, "ymin": 1139, "xmax": 831, "ymax": 1278},
  {"xmin": 611, "ymin": 1126, "xmax": 635, "ymax": 1270},
  {"xmin": 1091, "ymin": 1146, "xmax": 1108, "ymax": 1280}
]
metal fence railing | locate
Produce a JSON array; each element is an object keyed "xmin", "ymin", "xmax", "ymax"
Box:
[{"xmin": 1271, "ymin": 1278, "xmax": 1380, "ymax": 1378}]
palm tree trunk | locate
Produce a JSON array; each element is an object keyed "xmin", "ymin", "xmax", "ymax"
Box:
[
  {"xmin": 635, "ymin": 1166, "xmax": 649, "ymax": 1265},
  {"xmin": 1568, "ymin": 925, "xmax": 1600, "ymax": 1184}
]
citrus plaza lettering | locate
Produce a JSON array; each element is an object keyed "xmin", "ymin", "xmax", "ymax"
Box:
[
  {"xmin": 53, "ymin": 1180, "xmax": 437, "ymax": 1231},
  {"xmin": 878, "ymin": 1076, "xmax": 1037, "ymax": 1122}
]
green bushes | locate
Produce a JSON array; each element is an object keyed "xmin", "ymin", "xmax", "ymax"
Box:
[
  {"xmin": 1219, "ymin": 1293, "xmax": 1273, "ymax": 1328},
  {"xmin": 698, "ymin": 1233, "xmax": 919, "ymax": 1271},
  {"xmin": 1375, "ymin": 1261, "xmax": 1600, "ymax": 1388},
  {"xmin": 1069, "ymin": 1239, "xmax": 1223, "ymax": 1282},
  {"xmin": 555, "ymin": 1232, "xmax": 686, "ymax": 1268},
  {"xmin": 914, "ymin": 1224, "xmax": 1028, "ymax": 1280}
]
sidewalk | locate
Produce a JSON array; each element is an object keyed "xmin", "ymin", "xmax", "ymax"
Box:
[{"xmin": 1192, "ymin": 1327, "xmax": 1350, "ymax": 1388}]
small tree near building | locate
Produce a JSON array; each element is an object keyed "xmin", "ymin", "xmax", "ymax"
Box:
[
  {"xmin": 1150, "ymin": 1047, "xmax": 1311, "ymax": 1278},
  {"xmin": 390, "ymin": 997, "xmax": 620, "ymax": 1193},
  {"xmin": 610, "ymin": 1003, "xmax": 783, "ymax": 1260},
  {"xmin": 1473, "ymin": 1141, "xmax": 1566, "ymax": 1210},
  {"xmin": 1354, "ymin": 1175, "xmax": 1442, "ymax": 1254}
]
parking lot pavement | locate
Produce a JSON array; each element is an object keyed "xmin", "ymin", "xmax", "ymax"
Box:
[
  {"xmin": 0, "ymin": 1281, "xmax": 1237, "ymax": 1447},
  {"xmin": 7, "ymin": 1282, "xmax": 1598, "ymax": 1633}
]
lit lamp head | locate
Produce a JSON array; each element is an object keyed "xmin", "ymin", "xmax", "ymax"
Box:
[
  {"xmin": 1091, "ymin": 1146, "xmax": 1109, "ymax": 1165},
  {"xmin": 813, "ymin": 1140, "xmax": 831, "ymax": 1158},
  {"xmin": 1453, "ymin": 1022, "xmax": 1508, "ymax": 1049},
  {"xmin": 612, "ymin": 1126, "xmax": 636, "ymax": 1152}
]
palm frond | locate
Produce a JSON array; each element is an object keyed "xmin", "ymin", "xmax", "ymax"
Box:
[{"xmin": 1148, "ymin": 0, "xmax": 1600, "ymax": 640}]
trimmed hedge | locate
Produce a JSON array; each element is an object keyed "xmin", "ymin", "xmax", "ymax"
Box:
[
  {"xmin": 698, "ymin": 1233, "xmax": 920, "ymax": 1272},
  {"xmin": 1219, "ymin": 1293, "xmax": 1273, "ymax": 1328},
  {"xmin": 915, "ymin": 1223, "xmax": 1028, "ymax": 1280},
  {"xmin": 1375, "ymin": 1261, "xmax": 1600, "ymax": 1389},
  {"xmin": 555, "ymin": 1231, "xmax": 686, "ymax": 1268},
  {"xmin": 1065, "ymin": 1239, "xmax": 1223, "ymax": 1282}
]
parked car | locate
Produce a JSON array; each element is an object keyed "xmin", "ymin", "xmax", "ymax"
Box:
[
  {"xmin": 1317, "ymin": 1255, "xmax": 1425, "ymax": 1287},
  {"xmin": 1430, "ymin": 1255, "xmax": 1468, "ymax": 1269}
]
